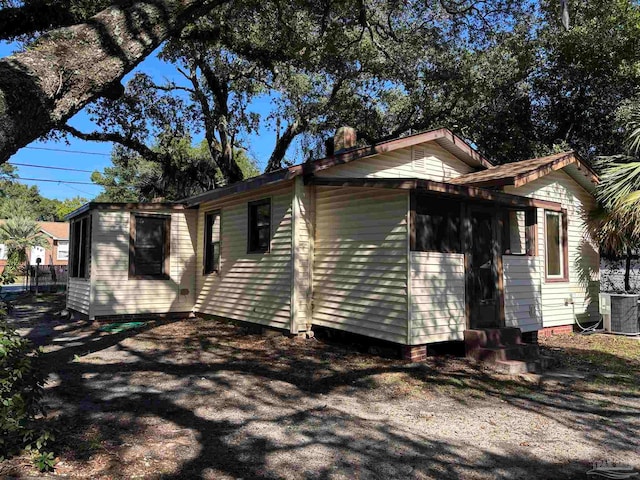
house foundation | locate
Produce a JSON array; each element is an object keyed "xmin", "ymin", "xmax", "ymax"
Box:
[
  {"xmin": 538, "ymin": 325, "xmax": 573, "ymax": 337},
  {"xmin": 402, "ymin": 345, "xmax": 428, "ymax": 362}
]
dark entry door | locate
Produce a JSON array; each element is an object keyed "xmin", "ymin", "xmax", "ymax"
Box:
[{"xmin": 467, "ymin": 208, "xmax": 500, "ymax": 328}]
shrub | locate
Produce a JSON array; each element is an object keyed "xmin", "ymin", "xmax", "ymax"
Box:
[{"xmin": 0, "ymin": 305, "xmax": 51, "ymax": 463}]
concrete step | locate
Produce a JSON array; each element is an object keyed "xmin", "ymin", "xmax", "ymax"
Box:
[
  {"xmin": 468, "ymin": 344, "xmax": 540, "ymax": 363},
  {"xmin": 464, "ymin": 328, "xmax": 523, "ymax": 349},
  {"xmin": 493, "ymin": 359, "xmax": 542, "ymax": 375}
]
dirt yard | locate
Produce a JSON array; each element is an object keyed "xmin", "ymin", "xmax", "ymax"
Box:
[{"xmin": 2, "ymin": 293, "xmax": 639, "ymax": 479}]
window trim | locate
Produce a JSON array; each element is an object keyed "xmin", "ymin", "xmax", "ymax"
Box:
[
  {"xmin": 544, "ymin": 208, "xmax": 569, "ymax": 282},
  {"xmin": 203, "ymin": 209, "xmax": 221, "ymax": 275},
  {"xmin": 69, "ymin": 214, "xmax": 91, "ymax": 279},
  {"xmin": 247, "ymin": 198, "xmax": 272, "ymax": 254},
  {"xmin": 128, "ymin": 213, "xmax": 171, "ymax": 280}
]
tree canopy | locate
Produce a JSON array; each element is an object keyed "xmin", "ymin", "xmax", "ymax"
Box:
[{"xmin": 1, "ymin": 0, "xmax": 640, "ymax": 202}]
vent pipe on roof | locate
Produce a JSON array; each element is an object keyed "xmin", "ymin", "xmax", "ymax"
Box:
[{"xmin": 333, "ymin": 126, "xmax": 356, "ymax": 153}]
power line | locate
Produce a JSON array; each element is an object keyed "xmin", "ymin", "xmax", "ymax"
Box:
[
  {"xmin": 64, "ymin": 183, "xmax": 97, "ymax": 196},
  {"xmin": 9, "ymin": 162, "xmax": 94, "ymax": 173},
  {"xmin": 24, "ymin": 146, "xmax": 111, "ymax": 157},
  {"xmin": 17, "ymin": 176, "xmax": 100, "ymax": 186}
]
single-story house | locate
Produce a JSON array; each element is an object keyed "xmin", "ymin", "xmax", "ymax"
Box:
[
  {"xmin": 66, "ymin": 128, "xmax": 600, "ymax": 360},
  {"xmin": 0, "ymin": 220, "xmax": 69, "ymax": 273}
]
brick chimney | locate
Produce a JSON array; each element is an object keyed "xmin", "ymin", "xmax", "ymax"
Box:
[{"xmin": 333, "ymin": 126, "xmax": 356, "ymax": 153}]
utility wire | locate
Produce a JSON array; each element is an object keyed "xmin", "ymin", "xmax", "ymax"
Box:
[
  {"xmin": 9, "ymin": 162, "xmax": 94, "ymax": 173},
  {"xmin": 24, "ymin": 146, "xmax": 111, "ymax": 157},
  {"xmin": 63, "ymin": 183, "xmax": 96, "ymax": 196},
  {"xmin": 17, "ymin": 176, "xmax": 100, "ymax": 186}
]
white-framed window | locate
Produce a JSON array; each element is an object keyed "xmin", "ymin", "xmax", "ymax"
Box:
[
  {"xmin": 57, "ymin": 240, "xmax": 69, "ymax": 261},
  {"xmin": 545, "ymin": 210, "xmax": 567, "ymax": 281}
]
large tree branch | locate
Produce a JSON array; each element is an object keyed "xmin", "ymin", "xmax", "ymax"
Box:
[
  {"xmin": 61, "ymin": 124, "xmax": 162, "ymax": 162},
  {"xmin": 194, "ymin": 54, "xmax": 243, "ymax": 183},
  {"xmin": 0, "ymin": 0, "xmax": 228, "ymax": 164},
  {"xmin": 265, "ymin": 118, "xmax": 306, "ymax": 172}
]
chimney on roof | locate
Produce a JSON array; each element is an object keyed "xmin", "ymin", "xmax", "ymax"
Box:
[{"xmin": 333, "ymin": 126, "xmax": 356, "ymax": 154}]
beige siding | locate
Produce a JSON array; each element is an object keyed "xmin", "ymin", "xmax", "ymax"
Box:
[
  {"xmin": 292, "ymin": 177, "xmax": 314, "ymax": 333},
  {"xmin": 312, "ymin": 187, "xmax": 409, "ymax": 343},
  {"xmin": 502, "ymin": 255, "xmax": 542, "ymax": 332},
  {"xmin": 90, "ymin": 209, "xmax": 197, "ymax": 317},
  {"xmin": 317, "ymin": 142, "xmax": 474, "ymax": 181},
  {"xmin": 195, "ymin": 183, "xmax": 293, "ymax": 330},
  {"xmin": 410, "ymin": 252, "xmax": 466, "ymax": 344},
  {"xmin": 67, "ymin": 277, "xmax": 90, "ymax": 315},
  {"xmin": 507, "ymin": 170, "xmax": 600, "ymax": 327}
]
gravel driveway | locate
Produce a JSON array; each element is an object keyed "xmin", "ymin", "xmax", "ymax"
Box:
[{"xmin": 2, "ymin": 294, "xmax": 639, "ymax": 479}]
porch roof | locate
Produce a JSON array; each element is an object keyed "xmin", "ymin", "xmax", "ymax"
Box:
[
  {"xmin": 307, "ymin": 177, "xmax": 563, "ymax": 211},
  {"xmin": 447, "ymin": 151, "xmax": 599, "ymax": 191}
]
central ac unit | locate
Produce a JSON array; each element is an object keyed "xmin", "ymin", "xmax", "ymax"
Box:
[{"xmin": 602, "ymin": 293, "xmax": 640, "ymax": 336}]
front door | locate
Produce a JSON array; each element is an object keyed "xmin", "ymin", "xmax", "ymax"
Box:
[{"xmin": 467, "ymin": 208, "xmax": 501, "ymax": 328}]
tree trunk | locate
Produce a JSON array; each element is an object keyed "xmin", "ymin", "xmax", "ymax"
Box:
[
  {"xmin": 625, "ymin": 247, "xmax": 632, "ymax": 293},
  {"xmin": 265, "ymin": 119, "xmax": 306, "ymax": 172},
  {"xmin": 0, "ymin": 0, "xmax": 225, "ymax": 164}
]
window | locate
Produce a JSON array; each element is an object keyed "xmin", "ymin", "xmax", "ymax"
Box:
[
  {"xmin": 0, "ymin": 243, "xmax": 6, "ymax": 261},
  {"xmin": 248, "ymin": 199, "xmax": 271, "ymax": 253},
  {"xmin": 70, "ymin": 216, "xmax": 91, "ymax": 278},
  {"xmin": 412, "ymin": 195, "xmax": 461, "ymax": 253},
  {"xmin": 204, "ymin": 210, "xmax": 221, "ymax": 274},
  {"xmin": 502, "ymin": 208, "xmax": 536, "ymax": 256},
  {"xmin": 57, "ymin": 240, "xmax": 69, "ymax": 261},
  {"xmin": 129, "ymin": 214, "xmax": 170, "ymax": 278},
  {"xmin": 545, "ymin": 210, "xmax": 568, "ymax": 281}
]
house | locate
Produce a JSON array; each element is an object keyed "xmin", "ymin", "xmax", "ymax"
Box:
[
  {"xmin": 0, "ymin": 221, "xmax": 69, "ymax": 273},
  {"xmin": 65, "ymin": 128, "xmax": 600, "ymax": 360}
]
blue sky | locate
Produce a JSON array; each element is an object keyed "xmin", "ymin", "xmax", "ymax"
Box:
[{"xmin": 0, "ymin": 42, "xmax": 281, "ymax": 201}]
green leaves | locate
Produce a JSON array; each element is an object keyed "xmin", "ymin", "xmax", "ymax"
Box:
[{"xmin": 0, "ymin": 315, "xmax": 50, "ymax": 462}]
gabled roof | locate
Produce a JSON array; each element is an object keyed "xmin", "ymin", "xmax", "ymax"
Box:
[
  {"xmin": 0, "ymin": 220, "xmax": 69, "ymax": 240},
  {"xmin": 184, "ymin": 128, "xmax": 492, "ymax": 206},
  {"xmin": 448, "ymin": 151, "xmax": 599, "ymax": 191},
  {"xmin": 39, "ymin": 222, "xmax": 69, "ymax": 240}
]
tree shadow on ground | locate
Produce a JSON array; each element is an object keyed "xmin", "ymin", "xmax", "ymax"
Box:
[{"xmin": 4, "ymin": 305, "xmax": 640, "ymax": 479}]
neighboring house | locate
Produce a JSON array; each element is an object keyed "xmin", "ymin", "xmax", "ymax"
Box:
[
  {"xmin": 66, "ymin": 128, "xmax": 600, "ymax": 359},
  {"xmin": 0, "ymin": 221, "xmax": 69, "ymax": 273}
]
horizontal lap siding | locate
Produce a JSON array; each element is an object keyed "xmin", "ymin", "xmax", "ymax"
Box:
[
  {"xmin": 316, "ymin": 142, "xmax": 473, "ymax": 181},
  {"xmin": 503, "ymin": 256, "xmax": 542, "ymax": 332},
  {"xmin": 312, "ymin": 187, "xmax": 409, "ymax": 344},
  {"xmin": 90, "ymin": 210, "xmax": 197, "ymax": 317},
  {"xmin": 410, "ymin": 252, "xmax": 465, "ymax": 344},
  {"xmin": 507, "ymin": 170, "xmax": 600, "ymax": 327},
  {"xmin": 195, "ymin": 183, "xmax": 293, "ymax": 330},
  {"xmin": 67, "ymin": 277, "xmax": 90, "ymax": 315}
]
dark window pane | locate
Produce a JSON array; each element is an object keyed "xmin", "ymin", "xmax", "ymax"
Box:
[
  {"xmin": 248, "ymin": 200, "xmax": 271, "ymax": 253},
  {"xmin": 204, "ymin": 211, "xmax": 221, "ymax": 273},
  {"xmin": 70, "ymin": 217, "xmax": 91, "ymax": 278},
  {"xmin": 546, "ymin": 212, "xmax": 561, "ymax": 276},
  {"xmin": 414, "ymin": 196, "xmax": 461, "ymax": 253},
  {"xmin": 133, "ymin": 216, "xmax": 166, "ymax": 276}
]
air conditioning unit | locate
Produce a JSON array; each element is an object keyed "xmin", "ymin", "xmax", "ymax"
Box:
[{"xmin": 604, "ymin": 294, "xmax": 640, "ymax": 336}]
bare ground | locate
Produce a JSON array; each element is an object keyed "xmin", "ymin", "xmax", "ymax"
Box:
[{"xmin": 1, "ymin": 293, "xmax": 639, "ymax": 479}]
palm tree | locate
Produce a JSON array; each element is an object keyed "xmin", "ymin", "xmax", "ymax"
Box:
[
  {"xmin": 0, "ymin": 217, "xmax": 48, "ymax": 285},
  {"xmin": 587, "ymin": 156, "xmax": 640, "ymax": 292}
]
